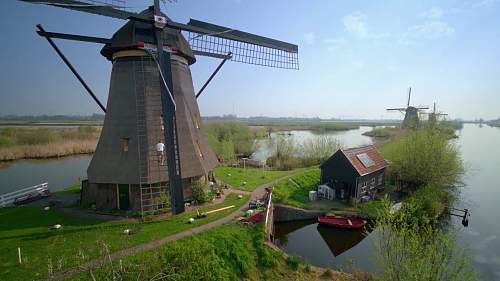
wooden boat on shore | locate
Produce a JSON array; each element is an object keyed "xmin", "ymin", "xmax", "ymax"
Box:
[{"xmin": 317, "ymin": 215, "xmax": 367, "ymax": 229}]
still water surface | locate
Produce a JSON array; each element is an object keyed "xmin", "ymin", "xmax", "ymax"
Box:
[
  {"xmin": 274, "ymin": 124, "xmax": 500, "ymax": 280},
  {"xmin": 0, "ymin": 155, "xmax": 91, "ymax": 194}
]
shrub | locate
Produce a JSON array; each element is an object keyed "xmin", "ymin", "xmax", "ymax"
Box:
[
  {"xmin": 299, "ymin": 136, "xmax": 342, "ymax": 166},
  {"xmin": 322, "ymin": 268, "xmax": 333, "ymax": 277},
  {"xmin": 375, "ymin": 198, "xmax": 477, "ymax": 281},
  {"xmin": 303, "ymin": 262, "xmax": 311, "ymax": 272},
  {"xmin": 286, "ymin": 255, "xmax": 300, "ymax": 271},
  {"xmin": 380, "ymin": 125, "xmax": 464, "ymax": 190},
  {"xmin": 191, "ymin": 181, "xmax": 209, "ymax": 203}
]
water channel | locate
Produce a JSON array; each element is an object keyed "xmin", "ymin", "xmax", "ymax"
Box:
[{"xmin": 0, "ymin": 124, "xmax": 498, "ymax": 279}]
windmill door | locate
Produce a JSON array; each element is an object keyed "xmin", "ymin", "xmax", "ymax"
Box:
[{"xmin": 118, "ymin": 184, "xmax": 130, "ymax": 210}]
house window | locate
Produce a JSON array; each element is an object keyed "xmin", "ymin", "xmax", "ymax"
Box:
[
  {"xmin": 121, "ymin": 138, "xmax": 129, "ymax": 152},
  {"xmin": 370, "ymin": 177, "xmax": 376, "ymax": 189},
  {"xmin": 378, "ymin": 174, "xmax": 383, "ymax": 185},
  {"xmin": 360, "ymin": 181, "xmax": 367, "ymax": 193}
]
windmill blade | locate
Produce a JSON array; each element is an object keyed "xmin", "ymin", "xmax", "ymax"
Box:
[
  {"xmin": 36, "ymin": 29, "xmax": 111, "ymax": 44},
  {"xmin": 407, "ymin": 87, "xmax": 412, "ymax": 107},
  {"xmin": 386, "ymin": 108, "xmax": 407, "ymax": 111},
  {"xmin": 171, "ymin": 18, "xmax": 299, "ymax": 69},
  {"xmin": 19, "ymin": 0, "xmax": 148, "ymax": 21}
]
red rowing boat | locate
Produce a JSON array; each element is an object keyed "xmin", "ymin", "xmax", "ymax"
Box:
[{"xmin": 317, "ymin": 215, "xmax": 367, "ymax": 229}]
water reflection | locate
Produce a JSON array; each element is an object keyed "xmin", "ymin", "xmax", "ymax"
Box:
[{"xmin": 274, "ymin": 220, "xmax": 377, "ymax": 271}]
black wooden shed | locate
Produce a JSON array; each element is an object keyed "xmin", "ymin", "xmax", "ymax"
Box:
[{"xmin": 319, "ymin": 145, "xmax": 388, "ymax": 203}]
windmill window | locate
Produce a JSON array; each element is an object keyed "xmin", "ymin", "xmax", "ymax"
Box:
[{"xmin": 121, "ymin": 138, "xmax": 129, "ymax": 152}]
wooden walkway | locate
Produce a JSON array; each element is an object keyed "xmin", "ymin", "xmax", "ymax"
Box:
[{"xmin": 52, "ymin": 171, "xmax": 301, "ymax": 280}]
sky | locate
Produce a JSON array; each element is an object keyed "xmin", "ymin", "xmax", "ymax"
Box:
[{"xmin": 1, "ymin": 0, "xmax": 499, "ymax": 120}]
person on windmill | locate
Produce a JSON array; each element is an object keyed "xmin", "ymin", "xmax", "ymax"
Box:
[{"xmin": 156, "ymin": 140, "xmax": 165, "ymax": 165}]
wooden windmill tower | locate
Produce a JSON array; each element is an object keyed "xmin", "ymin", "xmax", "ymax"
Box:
[
  {"xmin": 386, "ymin": 87, "xmax": 429, "ymax": 129},
  {"xmin": 422, "ymin": 102, "xmax": 448, "ymax": 124},
  {"xmin": 18, "ymin": 0, "xmax": 299, "ymax": 216}
]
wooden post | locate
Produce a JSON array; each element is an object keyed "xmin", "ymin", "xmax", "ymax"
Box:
[{"xmin": 18, "ymin": 247, "xmax": 22, "ymax": 264}]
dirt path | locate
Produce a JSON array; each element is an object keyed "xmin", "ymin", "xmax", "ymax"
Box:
[{"xmin": 53, "ymin": 171, "xmax": 303, "ymax": 280}]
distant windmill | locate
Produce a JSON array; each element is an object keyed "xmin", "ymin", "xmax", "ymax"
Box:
[
  {"xmin": 386, "ymin": 87, "xmax": 429, "ymax": 128},
  {"xmin": 18, "ymin": 0, "xmax": 299, "ymax": 216},
  {"xmin": 422, "ymin": 102, "xmax": 448, "ymax": 124}
]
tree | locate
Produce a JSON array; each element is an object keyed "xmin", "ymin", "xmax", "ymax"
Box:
[{"xmin": 375, "ymin": 198, "xmax": 477, "ymax": 281}]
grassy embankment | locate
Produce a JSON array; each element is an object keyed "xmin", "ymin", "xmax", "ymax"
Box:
[
  {"xmin": 214, "ymin": 166, "xmax": 304, "ymax": 192},
  {"xmin": 0, "ymin": 126, "xmax": 100, "ymax": 161},
  {"xmin": 72, "ymin": 224, "xmax": 362, "ymax": 281},
  {"xmin": 0, "ymin": 193, "xmax": 249, "ymax": 280}
]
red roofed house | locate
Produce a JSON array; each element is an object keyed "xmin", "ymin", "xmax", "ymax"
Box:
[{"xmin": 319, "ymin": 145, "xmax": 388, "ymax": 204}]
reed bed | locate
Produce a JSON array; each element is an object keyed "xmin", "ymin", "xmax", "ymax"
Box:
[{"xmin": 0, "ymin": 127, "xmax": 100, "ymax": 161}]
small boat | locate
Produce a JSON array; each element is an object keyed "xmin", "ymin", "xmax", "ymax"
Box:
[{"xmin": 317, "ymin": 215, "xmax": 367, "ymax": 229}]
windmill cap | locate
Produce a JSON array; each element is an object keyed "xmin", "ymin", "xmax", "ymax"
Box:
[{"xmin": 100, "ymin": 6, "xmax": 196, "ymax": 64}]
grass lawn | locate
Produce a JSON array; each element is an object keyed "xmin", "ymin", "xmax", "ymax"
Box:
[
  {"xmin": 72, "ymin": 224, "xmax": 345, "ymax": 281},
  {"xmin": 214, "ymin": 166, "xmax": 301, "ymax": 191},
  {"xmin": 0, "ymin": 193, "xmax": 249, "ymax": 281},
  {"xmin": 273, "ymin": 168, "xmax": 320, "ymax": 209}
]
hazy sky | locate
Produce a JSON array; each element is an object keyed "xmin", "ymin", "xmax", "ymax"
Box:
[{"xmin": 1, "ymin": 0, "xmax": 499, "ymax": 120}]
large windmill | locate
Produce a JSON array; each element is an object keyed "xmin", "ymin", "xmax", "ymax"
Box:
[
  {"xmin": 18, "ymin": 0, "xmax": 299, "ymax": 216},
  {"xmin": 422, "ymin": 102, "xmax": 448, "ymax": 124},
  {"xmin": 386, "ymin": 87, "xmax": 428, "ymax": 129}
]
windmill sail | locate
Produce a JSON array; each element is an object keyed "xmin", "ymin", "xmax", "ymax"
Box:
[
  {"xmin": 19, "ymin": 0, "xmax": 146, "ymax": 20},
  {"xmin": 181, "ymin": 19, "xmax": 299, "ymax": 69}
]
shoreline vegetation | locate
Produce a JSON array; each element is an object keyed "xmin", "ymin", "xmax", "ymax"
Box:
[{"xmin": 0, "ymin": 127, "xmax": 100, "ymax": 161}]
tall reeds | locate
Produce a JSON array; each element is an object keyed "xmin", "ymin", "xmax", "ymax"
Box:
[{"xmin": 0, "ymin": 126, "xmax": 100, "ymax": 160}]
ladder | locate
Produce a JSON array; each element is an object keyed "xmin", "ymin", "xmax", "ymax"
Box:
[{"xmin": 136, "ymin": 55, "xmax": 170, "ymax": 217}]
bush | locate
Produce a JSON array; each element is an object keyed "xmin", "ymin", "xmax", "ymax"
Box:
[
  {"xmin": 375, "ymin": 198, "xmax": 477, "ymax": 281},
  {"xmin": 286, "ymin": 255, "xmax": 300, "ymax": 271},
  {"xmin": 204, "ymin": 122, "xmax": 258, "ymax": 160},
  {"xmin": 191, "ymin": 181, "xmax": 210, "ymax": 203},
  {"xmin": 303, "ymin": 262, "xmax": 311, "ymax": 272},
  {"xmin": 299, "ymin": 136, "xmax": 342, "ymax": 166},
  {"xmin": 380, "ymin": 125, "xmax": 464, "ymax": 190}
]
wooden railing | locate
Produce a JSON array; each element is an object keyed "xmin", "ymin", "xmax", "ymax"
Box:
[
  {"xmin": 264, "ymin": 191, "xmax": 274, "ymax": 241},
  {"xmin": 0, "ymin": 183, "xmax": 48, "ymax": 207}
]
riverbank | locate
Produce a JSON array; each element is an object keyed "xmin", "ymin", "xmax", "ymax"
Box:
[{"xmin": 0, "ymin": 127, "xmax": 100, "ymax": 161}]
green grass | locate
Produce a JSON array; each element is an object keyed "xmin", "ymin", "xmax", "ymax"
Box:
[
  {"xmin": 0, "ymin": 193, "xmax": 249, "ymax": 280},
  {"xmin": 54, "ymin": 183, "xmax": 81, "ymax": 195},
  {"xmin": 71, "ymin": 224, "xmax": 299, "ymax": 281},
  {"xmin": 214, "ymin": 166, "xmax": 300, "ymax": 191},
  {"xmin": 273, "ymin": 168, "xmax": 320, "ymax": 209}
]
